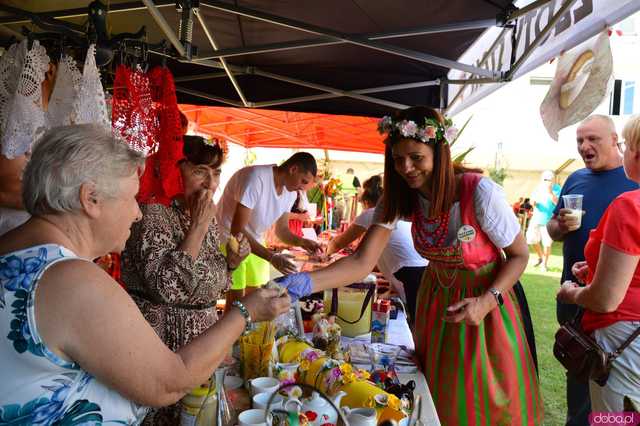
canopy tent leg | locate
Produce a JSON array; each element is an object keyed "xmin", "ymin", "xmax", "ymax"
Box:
[
  {"xmin": 439, "ymin": 81, "xmax": 448, "ymax": 112},
  {"xmin": 505, "ymin": 0, "xmax": 579, "ymax": 80}
]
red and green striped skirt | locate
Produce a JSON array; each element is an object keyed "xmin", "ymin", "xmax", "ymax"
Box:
[{"xmin": 414, "ymin": 262, "xmax": 543, "ymax": 425}]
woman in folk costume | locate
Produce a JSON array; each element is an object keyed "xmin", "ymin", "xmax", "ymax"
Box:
[{"xmin": 275, "ymin": 106, "xmax": 543, "ymax": 425}]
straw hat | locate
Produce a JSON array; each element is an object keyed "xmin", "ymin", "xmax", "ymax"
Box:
[{"xmin": 540, "ymin": 31, "xmax": 613, "ymax": 141}]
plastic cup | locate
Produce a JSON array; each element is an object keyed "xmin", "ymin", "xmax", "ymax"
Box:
[
  {"xmin": 562, "ymin": 194, "xmax": 583, "ymax": 230},
  {"xmin": 366, "ymin": 343, "xmax": 401, "ymax": 372}
]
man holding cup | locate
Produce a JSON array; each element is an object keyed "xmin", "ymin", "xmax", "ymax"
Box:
[{"xmin": 547, "ymin": 115, "xmax": 638, "ymax": 426}]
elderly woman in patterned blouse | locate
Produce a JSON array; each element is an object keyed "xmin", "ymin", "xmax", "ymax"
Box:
[{"xmin": 121, "ymin": 135, "xmax": 250, "ymax": 425}]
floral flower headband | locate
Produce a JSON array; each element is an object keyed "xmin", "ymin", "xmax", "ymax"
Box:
[{"xmin": 377, "ymin": 115, "xmax": 459, "ymax": 145}]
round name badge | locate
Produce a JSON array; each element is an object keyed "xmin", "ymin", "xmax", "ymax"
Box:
[{"xmin": 457, "ymin": 225, "xmax": 476, "ymax": 243}]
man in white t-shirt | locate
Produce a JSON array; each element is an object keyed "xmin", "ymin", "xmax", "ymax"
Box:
[{"xmin": 217, "ymin": 152, "xmax": 323, "ymax": 301}]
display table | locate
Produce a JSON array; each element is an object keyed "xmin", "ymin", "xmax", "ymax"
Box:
[
  {"xmin": 340, "ymin": 311, "xmax": 440, "ymax": 426},
  {"xmin": 266, "ymin": 247, "xmax": 439, "ymax": 424}
]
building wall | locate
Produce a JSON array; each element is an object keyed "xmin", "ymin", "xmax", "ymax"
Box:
[{"xmin": 500, "ymin": 167, "xmax": 579, "ymax": 204}]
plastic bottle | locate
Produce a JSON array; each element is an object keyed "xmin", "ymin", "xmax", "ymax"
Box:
[
  {"xmin": 215, "ymin": 367, "xmax": 237, "ymax": 426},
  {"xmin": 371, "ymin": 299, "xmax": 391, "ymax": 343},
  {"xmin": 180, "ymin": 382, "xmax": 217, "ymax": 426}
]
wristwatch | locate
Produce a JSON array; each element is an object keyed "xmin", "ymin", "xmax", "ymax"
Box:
[{"xmin": 488, "ymin": 288, "xmax": 504, "ymax": 306}]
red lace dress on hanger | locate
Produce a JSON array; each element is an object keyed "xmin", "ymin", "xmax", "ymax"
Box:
[{"xmin": 112, "ymin": 64, "xmax": 184, "ymax": 205}]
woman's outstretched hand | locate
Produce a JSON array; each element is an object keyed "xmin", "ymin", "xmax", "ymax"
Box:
[
  {"xmin": 274, "ymin": 272, "xmax": 313, "ymax": 301},
  {"xmin": 241, "ymin": 288, "xmax": 291, "ymax": 322}
]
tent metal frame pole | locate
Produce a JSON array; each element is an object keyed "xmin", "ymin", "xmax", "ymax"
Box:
[
  {"xmin": 446, "ymin": 0, "xmax": 576, "ymax": 111},
  {"xmin": 142, "ymin": 1, "xmax": 404, "ymax": 110},
  {"xmin": 199, "ymin": 1, "xmax": 500, "ymax": 78},
  {"xmin": 178, "ymin": 56, "xmax": 411, "ymax": 109},
  {"xmin": 445, "ymin": 26, "xmax": 510, "ymax": 112},
  {"xmin": 175, "ymin": 86, "xmax": 245, "ymax": 107},
  {"xmin": 445, "ymin": 77, "xmax": 502, "ymax": 85},
  {"xmin": 198, "ymin": 119, "xmax": 252, "ymax": 126},
  {"xmin": 439, "ymin": 81, "xmax": 447, "ymax": 111},
  {"xmin": 141, "ymin": 0, "xmax": 185, "ymax": 57},
  {"xmin": 195, "ymin": 18, "xmax": 498, "ymax": 61},
  {"xmin": 211, "ymin": 109, "xmax": 318, "ymax": 145},
  {"xmin": 250, "ymin": 69, "xmax": 409, "ymax": 109},
  {"xmin": 173, "ymin": 71, "xmax": 232, "ymax": 82},
  {"xmin": 505, "ymin": 0, "xmax": 578, "ymax": 80},
  {"xmin": 0, "ymin": 24, "xmax": 23, "ymax": 40},
  {"xmin": 507, "ymin": 0, "xmax": 554, "ymax": 21},
  {"xmin": 199, "ymin": 129, "xmax": 245, "ymax": 146},
  {"xmin": 193, "ymin": 8, "xmax": 249, "ymax": 106},
  {"xmin": 0, "ymin": 1, "xmax": 175, "ymax": 25},
  {"xmin": 252, "ymin": 80, "xmax": 439, "ymax": 108}
]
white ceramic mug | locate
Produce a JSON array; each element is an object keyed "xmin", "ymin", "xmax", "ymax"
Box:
[
  {"xmin": 252, "ymin": 392, "xmax": 284, "ymax": 410},
  {"xmin": 250, "ymin": 377, "xmax": 280, "ymax": 396},
  {"xmin": 239, "ymin": 408, "xmax": 272, "ymax": 426},
  {"xmin": 343, "ymin": 407, "xmax": 378, "ymax": 426}
]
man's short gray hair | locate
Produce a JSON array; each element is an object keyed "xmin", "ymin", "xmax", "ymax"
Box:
[
  {"xmin": 581, "ymin": 114, "xmax": 617, "ymax": 134},
  {"xmin": 23, "ymin": 124, "xmax": 146, "ymax": 216}
]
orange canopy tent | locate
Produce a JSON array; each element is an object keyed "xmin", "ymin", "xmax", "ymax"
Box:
[{"xmin": 181, "ymin": 105, "xmax": 385, "ymax": 154}]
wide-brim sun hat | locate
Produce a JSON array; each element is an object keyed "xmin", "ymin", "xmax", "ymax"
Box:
[{"xmin": 540, "ymin": 30, "xmax": 613, "ymax": 141}]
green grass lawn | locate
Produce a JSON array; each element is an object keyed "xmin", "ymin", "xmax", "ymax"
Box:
[{"xmin": 521, "ymin": 242, "xmax": 567, "ymax": 426}]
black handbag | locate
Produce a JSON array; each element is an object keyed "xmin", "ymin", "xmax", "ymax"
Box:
[{"xmin": 553, "ymin": 310, "xmax": 640, "ymax": 386}]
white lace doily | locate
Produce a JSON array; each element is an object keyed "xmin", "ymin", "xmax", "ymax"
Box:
[
  {"xmin": 1, "ymin": 40, "xmax": 49, "ymax": 159},
  {"xmin": 71, "ymin": 44, "xmax": 110, "ymax": 129},
  {"xmin": 0, "ymin": 41, "xmax": 27, "ymax": 154},
  {"xmin": 46, "ymin": 54, "xmax": 82, "ymax": 128}
]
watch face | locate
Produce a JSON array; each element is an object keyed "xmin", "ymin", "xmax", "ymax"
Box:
[{"xmin": 490, "ymin": 289, "xmax": 503, "ymax": 305}]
